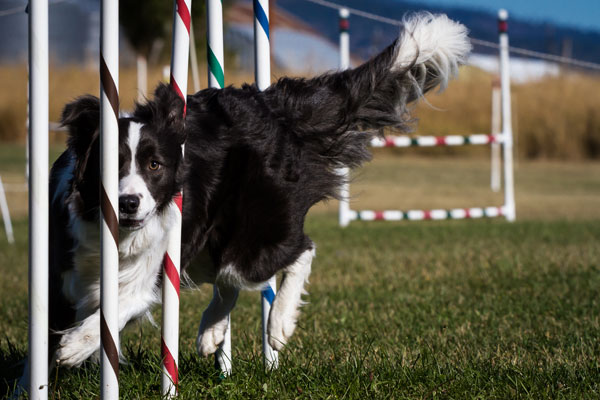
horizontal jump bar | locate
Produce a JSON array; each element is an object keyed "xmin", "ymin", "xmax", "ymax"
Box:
[
  {"xmin": 349, "ymin": 206, "xmax": 505, "ymax": 221},
  {"xmin": 371, "ymin": 134, "xmax": 504, "ymax": 148}
]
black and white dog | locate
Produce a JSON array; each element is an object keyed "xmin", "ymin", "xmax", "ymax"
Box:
[{"xmin": 46, "ymin": 14, "xmax": 470, "ymax": 367}]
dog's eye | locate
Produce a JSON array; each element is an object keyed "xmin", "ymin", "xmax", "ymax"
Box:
[{"xmin": 148, "ymin": 161, "xmax": 161, "ymax": 171}]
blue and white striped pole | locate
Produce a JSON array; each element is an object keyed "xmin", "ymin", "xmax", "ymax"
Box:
[
  {"xmin": 253, "ymin": 0, "xmax": 278, "ymax": 370},
  {"xmin": 206, "ymin": 0, "xmax": 232, "ymax": 377}
]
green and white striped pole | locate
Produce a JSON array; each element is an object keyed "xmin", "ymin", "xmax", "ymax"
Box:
[
  {"xmin": 207, "ymin": 0, "xmax": 225, "ymax": 89},
  {"xmin": 206, "ymin": 0, "xmax": 231, "ymax": 377}
]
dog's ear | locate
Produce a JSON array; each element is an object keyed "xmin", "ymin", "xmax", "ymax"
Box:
[
  {"xmin": 152, "ymin": 83, "xmax": 186, "ymax": 145},
  {"xmin": 61, "ymin": 95, "xmax": 100, "ymax": 158},
  {"xmin": 61, "ymin": 96, "xmax": 100, "ymax": 183}
]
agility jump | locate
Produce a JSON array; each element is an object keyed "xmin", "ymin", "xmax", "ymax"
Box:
[{"xmin": 338, "ymin": 9, "xmax": 516, "ymax": 226}]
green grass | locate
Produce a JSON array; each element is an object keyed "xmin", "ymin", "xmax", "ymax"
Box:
[
  {"xmin": 1, "ymin": 144, "xmax": 600, "ymax": 397},
  {"xmin": 2, "ymin": 215, "xmax": 600, "ymax": 398}
]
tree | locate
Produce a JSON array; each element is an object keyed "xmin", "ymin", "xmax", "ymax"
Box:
[
  {"xmin": 120, "ymin": 1, "xmax": 218, "ymax": 99},
  {"xmin": 120, "ymin": 0, "xmax": 175, "ymax": 101}
]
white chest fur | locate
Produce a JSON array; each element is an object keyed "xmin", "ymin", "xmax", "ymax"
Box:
[{"xmin": 62, "ymin": 202, "xmax": 179, "ymax": 320}]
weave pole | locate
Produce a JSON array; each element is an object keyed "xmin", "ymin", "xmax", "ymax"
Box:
[
  {"xmin": 0, "ymin": 176, "xmax": 14, "ymax": 244},
  {"xmin": 99, "ymin": 0, "xmax": 120, "ymax": 397},
  {"xmin": 498, "ymin": 9, "xmax": 516, "ymax": 222},
  {"xmin": 253, "ymin": 0, "xmax": 278, "ymax": 370},
  {"xmin": 490, "ymin": 77, "xmax": 501, "ymax": 192},
  {"xmin": 161, "ymin": 0, "xmax": 191, "ymax": 396},
  {"xmin": 337, "ymin": 8, "xmax": 516, "ymax": 226},
  {"xmin": 28, "ymin": 0, "xmax": 49, "ymax": 398},
  {"xmin": 338, "ymin": 8, "xmax": 352, "ymax": 228},
  {"xmin": 206, "ymin": 0, "xmax": 232, "ymax": 376}
]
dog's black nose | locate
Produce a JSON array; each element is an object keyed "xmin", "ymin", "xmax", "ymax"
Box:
[{"xmin": 119, "ymin": 195, "xmax": 140, "ymax": 214}]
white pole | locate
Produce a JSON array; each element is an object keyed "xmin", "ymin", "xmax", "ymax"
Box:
[
  {"xmin": 136, "ymin": 54, "xmax": 148, "ymax": 103},
  {"xmin": 206, "ymin": 0, "xmax": 232, "ymax": 376},
  {"xmin": 28, "ymin": 0, "xmax": 49, "ymax": 397},
  {"xmin": 26, "ymin": 78, "xmax": 30, "ymax": 184},
  {"xmin": 189, "ymin": 21, "xmax": 201, "ymax": 93},
  {"xmin": 100, "ymin": 0, "xmax": 120, "ymax": 398},
  {"xmin": 498, "ymin": 9, "xmax": 516, "ymax": 222},
  {"xmin": 162, "ymin": 0, "xmax": 191, "ymax": 396},
  {"xmin": 490, "ymin": 77, "xmax": 501, "ymax": 192},
  {"xmin": 338, "ymin": 8, "xmax": 351, "ymax": 228},
  {"xmin": 253, "ymin": 0, "xmax": 278, "ymax": 370},
  {"xmin": 0, "ymin": 176, "xmax": 14, "ymax": 244}
]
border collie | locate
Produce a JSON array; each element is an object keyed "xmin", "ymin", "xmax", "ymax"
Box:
[{"xmin": 44, "ymin": 14, "xmax": 470, "ymax": 368}]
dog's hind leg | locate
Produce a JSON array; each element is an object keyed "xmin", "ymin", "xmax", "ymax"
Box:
[
  {"xmin": 268, "ymin": 247, "xmax": 315, "ymax": 351},
  {"xmin": 196, "ymin": 285, "xmax": 239, "ymax": 357}
]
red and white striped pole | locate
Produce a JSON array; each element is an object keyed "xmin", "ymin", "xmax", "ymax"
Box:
[
  {"xmin": 253, "ymin": 0, "xmax": 278, "ymax": 370},
  {"xmin": 28, "ymin": 0, "xmax": 49, "ymax": 398},
  {"xmin": 99, "ymin": 0, "xmax": 120, "ymax": 398},
  {"xmin": 338, "ymin": 8, "xmax": 351, "ymax": 228},
  {"xmin": 161, "ymin": 0, "xmax": 191, "ymax": 397},
  {"xmin": 498, "ymin": 9, "xmax": 516, "ymax": 222}
]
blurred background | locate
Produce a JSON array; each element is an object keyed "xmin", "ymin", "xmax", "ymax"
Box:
[{"xmin": 0, "ymin": 0, "xmax": 599, "ymax": 220}]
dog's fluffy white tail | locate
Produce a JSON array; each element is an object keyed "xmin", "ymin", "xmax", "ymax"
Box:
[{"xmin": 392, "ymin": 13, "xmax": 471, "ymax": 92}]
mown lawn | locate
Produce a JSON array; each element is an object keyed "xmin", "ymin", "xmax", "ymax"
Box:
[
  {"xmin": 1, "ymin": 146, "xmax": 600, "ymax": 398},
  {"xmin": 1, "ymin": 215, "xmax": 599, "ymax": 398}
]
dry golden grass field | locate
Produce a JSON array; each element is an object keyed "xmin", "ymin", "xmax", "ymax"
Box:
[
  {"xmin": 1, "ymin": 63, "xmax": 600, "ymax": 159},
  {"xmin": 1, "ymin": 63, "xmax": 600, "ymax": 398}
]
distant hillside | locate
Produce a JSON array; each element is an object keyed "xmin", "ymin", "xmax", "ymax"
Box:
[{"xmin": 276, "ymin": 0, "xmax": 600, "ymax": 66}]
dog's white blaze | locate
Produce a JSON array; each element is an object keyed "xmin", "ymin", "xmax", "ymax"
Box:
[{"xmin": 119, "ymin": 121, "xmax": 156, "ymax": 221}]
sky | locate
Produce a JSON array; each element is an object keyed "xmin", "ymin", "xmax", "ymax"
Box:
[{"xmin": 412, "ymin": 0, "xmax": 600, "ymax": 32}]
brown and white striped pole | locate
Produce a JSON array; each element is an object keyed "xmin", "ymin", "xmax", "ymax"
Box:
[
  {"xmin": 99, "ymin": 0, "xmax": 120, "ymax": 398},
  {"xmin": 161, "ymin": 0, "xmax": 191, "ymax": 396}
]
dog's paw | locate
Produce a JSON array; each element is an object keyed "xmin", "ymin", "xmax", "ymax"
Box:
[
  {"xmin": 268, "ymin": 303, "xmax": 298, "ymax": 351},
  {"xmin": 196, "ymin": 318, "xmax": 228, "ymax": 357},
  {"xmin": 56, "ymin": 329, "xmax": 99, "ymax": 367}
]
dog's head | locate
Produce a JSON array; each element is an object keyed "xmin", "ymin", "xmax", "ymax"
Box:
[{"xmin": 62, "ymin": 84, "xmax": 186, "ymax": 230}]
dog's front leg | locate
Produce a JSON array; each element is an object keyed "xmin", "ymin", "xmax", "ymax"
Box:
[
  {"xmin": 55, "ymin": 310, "xmax": 101, "ymax": 367},
  {"xmin": 196, "ymin": 285, "xmax": 239, "ymax": 357},
  {"xmin": 268, "ymin": 248, "xmax": 315, "ymax": 351},
  {"xmin": 56, "ymin": 286, "xmax": 158, "ymax": 367}
]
